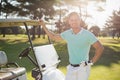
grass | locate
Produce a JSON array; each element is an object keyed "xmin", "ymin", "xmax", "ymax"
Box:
[{"xmin": 0, "ymin": 35, "xmax": 120, "ymax": 80}]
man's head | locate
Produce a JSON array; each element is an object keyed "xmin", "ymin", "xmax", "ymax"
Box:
[{"xmin": 68, "ymin": 12, "xmax": 81, "ymax": 29}]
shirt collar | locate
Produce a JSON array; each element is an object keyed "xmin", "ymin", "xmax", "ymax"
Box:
[{"xmin": 71, "ymin": 28, "xmax": 83, "ymax": 35}]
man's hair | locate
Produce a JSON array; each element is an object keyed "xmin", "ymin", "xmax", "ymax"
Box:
[{"xmin": 68, "ymin": 12, "xmax": 81, "ymax": 20}]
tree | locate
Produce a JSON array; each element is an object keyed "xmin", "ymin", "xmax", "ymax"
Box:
[
  {"xmin": 89, "ymin": 26, "xmax": 100, "ymax": 37},
  {"xmin": 53, "ymin": 1, "xmax": 68, "ymax": 33},
  {"xmin": 0, "ymin": 26, "xmax": 23, "ymax": 37},
  {"xmin": 105, "ymin": 10, "xmax": 120, "ymax": 39},
  {"xmin": 0, "ymin": 0, "xmax": 19, "ymax": 18},
  {"xmin": 16, "ymin": 0, "xmax": 56, "ymax": 19},
  {"xmin": 0, "ymin": 0, "xmax": 20, "ymax": 37},
  {"xmin": 15, "ymin": 0, "xmax": 57, "ymax": 40}
]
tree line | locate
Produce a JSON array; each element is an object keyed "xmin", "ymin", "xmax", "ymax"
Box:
[{"xmin": 0, "ymin": 0, "xmax": 119, "ymax": 39}]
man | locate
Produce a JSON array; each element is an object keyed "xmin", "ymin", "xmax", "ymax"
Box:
[{"xmin": 39, "ymin": 12, "xmax": 104, "ymax": 80}]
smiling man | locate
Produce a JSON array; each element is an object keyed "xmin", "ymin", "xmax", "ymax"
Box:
[{"xmin": 39, "ymin": 12, "xmax": 104, "ymax": 80}]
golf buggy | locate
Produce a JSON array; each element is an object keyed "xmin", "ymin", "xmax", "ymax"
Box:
[{"xmin": 0, "ymin": 19, "xmax": 65, "ymax": 80}]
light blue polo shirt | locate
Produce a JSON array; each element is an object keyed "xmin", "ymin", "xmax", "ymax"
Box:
[{"xmin": 60, "ymin": 28, "xmax": 98, "ymax": 64}]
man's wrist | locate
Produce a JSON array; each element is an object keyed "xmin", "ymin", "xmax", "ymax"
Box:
[{"xmin": 88, "ymin": 60, "xmax": 94, "ymax": 65}]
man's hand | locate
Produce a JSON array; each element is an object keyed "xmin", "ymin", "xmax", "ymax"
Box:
[
  {"xmin": 39, "ymin": 20, "xmax": 45, "ymax": 26},
  {"xmin": 38, "ymin": 20, "xmax": 63, "ymax": 42}
]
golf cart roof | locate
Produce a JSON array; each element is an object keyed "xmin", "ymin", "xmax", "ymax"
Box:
[{"xmin": 0, "ymin": 19, "xmax": 40, "ymax": 27}]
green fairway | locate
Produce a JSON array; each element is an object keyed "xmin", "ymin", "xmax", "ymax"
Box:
[{"xmin": 0, "ymin": 35, "xmax": 120, "ymax": 80}]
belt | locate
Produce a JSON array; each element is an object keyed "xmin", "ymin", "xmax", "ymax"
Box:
[
  {"xmin": 70, "ymin": 61, "xmax": 93, "ymax": 67},
  {"xmin": 70, "ymin": 64, "xmax": 80, "ymax": 67}
]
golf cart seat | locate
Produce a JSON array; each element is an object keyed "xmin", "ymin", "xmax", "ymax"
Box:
[
  {"xmin": 33, "ymin": 44, "xmax": 60, "ymax": 70},
  {"xmin": 0, "ymin": 51, "xmax": 27, "ymax": 80},
  {"xmin": 33, "ymin": 44, "xmax": 65, "ymax": 80}
]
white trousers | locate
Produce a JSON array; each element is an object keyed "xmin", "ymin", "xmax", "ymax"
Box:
[{"xmin": 65, "ymin": 62, "xmax": 91, "ymax": 80}]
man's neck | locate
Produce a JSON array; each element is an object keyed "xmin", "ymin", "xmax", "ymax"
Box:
[{"xmin": 72, "ymin": 27, "xmax": 82, "ymax": 34}]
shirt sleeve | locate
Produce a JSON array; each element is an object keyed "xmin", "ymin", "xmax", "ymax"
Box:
[
  {"xmin": 88, "ymin": 32, "xmax": 98, "ymax": 45},
  {"xmin": 60, "ymin": 31, "xmax": 66, "ymax": 40}
]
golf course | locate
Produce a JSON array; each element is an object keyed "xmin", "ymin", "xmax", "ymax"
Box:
[{"xmin": 0, "ymin": 35, "xmax": 120, "ymax": 80}]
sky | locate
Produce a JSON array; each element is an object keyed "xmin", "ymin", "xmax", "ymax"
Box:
[
  {"xmin": 86, "ymin": 0, "xmax": 120, "ymax": 29},
  {"xmin": 49, "ymin": 0, "xmax": 120, "ymax": 30}
]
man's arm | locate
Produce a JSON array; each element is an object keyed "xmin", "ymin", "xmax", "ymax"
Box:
[
  {"xmin": 91, "ymin": 41, "xmax": 104, "ymax": 64},
  {"xmin": 39, "ymin": 20, "xmax": 63, "ymax": 41}
]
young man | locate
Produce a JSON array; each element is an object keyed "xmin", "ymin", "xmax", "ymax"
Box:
[{"xmin": 39, "ymin": 12, "xmax": 104, "ymax": 80}]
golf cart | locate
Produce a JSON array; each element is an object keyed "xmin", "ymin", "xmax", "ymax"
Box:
[{"xmin": 0, "ymin": 19, "xmax": 65, "ymax": 80}]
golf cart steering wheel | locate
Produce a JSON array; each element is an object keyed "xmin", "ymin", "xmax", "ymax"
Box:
[{"xmin": 19, "ymin": 47, "xmax": 31, "ymax": 58}]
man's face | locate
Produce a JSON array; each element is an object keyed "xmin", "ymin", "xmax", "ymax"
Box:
[{"xmin": 68, "ymin": 14, "xmax": 81, "ymax": 29}]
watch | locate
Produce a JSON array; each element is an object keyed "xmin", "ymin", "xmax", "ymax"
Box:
[{"xmin": 88, "ymin": 60, "xmax": 93, "ymax": 65}]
